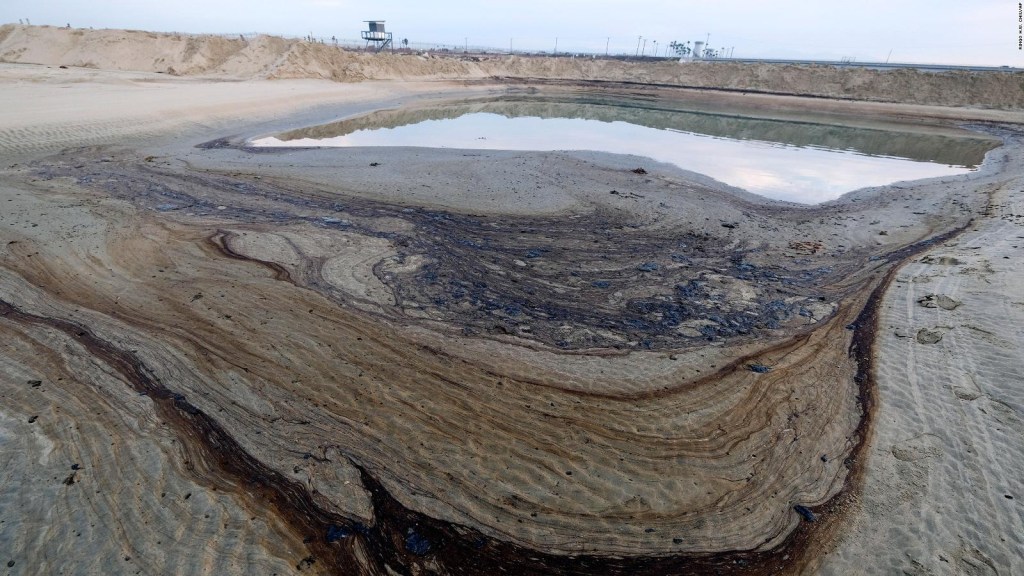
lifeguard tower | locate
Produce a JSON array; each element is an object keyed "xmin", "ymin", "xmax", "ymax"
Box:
[{"xmin": 361, "ymin": 21, "xmax": 393, "ymax": 52}]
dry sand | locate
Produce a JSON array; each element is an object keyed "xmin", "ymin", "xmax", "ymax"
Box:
[
  {"xmin": 0, "ymin": 25, "xmax": 1022, "ymax": 576},
  {"xmin": 821, "ymin": 151, "xmax": 1024, "ymax": 575}
]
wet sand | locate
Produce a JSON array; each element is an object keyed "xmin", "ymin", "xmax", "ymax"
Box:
[{"xmin": 0, "ymin": 62, "xmax": 1022, "ymax": 574}]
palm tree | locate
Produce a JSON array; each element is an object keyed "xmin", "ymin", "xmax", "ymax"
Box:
[{"xmin": 669, "ymin": 41, "xmax": 691, "ymax": 57}]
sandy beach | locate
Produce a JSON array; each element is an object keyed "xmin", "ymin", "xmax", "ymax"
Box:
[{"xmin": 0, "ymin": 25, "xmax": 1022, "ymax": 575}]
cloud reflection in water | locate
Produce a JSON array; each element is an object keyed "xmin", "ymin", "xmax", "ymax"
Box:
[{"xmin": 253, "ymin": 113, "xmax": 976, "ymax": 204}]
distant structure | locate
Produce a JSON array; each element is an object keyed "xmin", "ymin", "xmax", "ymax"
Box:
[
  {"xmin": 361, "ymin": 21, "xmax": 393, "ymax": 53},
  {"xmin": 692, "ymin": 41, "xmax": 705, "ymax": 59}
]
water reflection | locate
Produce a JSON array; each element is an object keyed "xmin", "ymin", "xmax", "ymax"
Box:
[{"xmin": 252, "ymin": 98, "xmax": 998, "ymax": 204}]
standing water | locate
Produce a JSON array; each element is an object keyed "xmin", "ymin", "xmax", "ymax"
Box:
[{"xmin": 251, "ymin": 97, "xmax": 998, "ymax": 204}]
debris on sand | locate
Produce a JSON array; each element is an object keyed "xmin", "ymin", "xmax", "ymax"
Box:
[
  {"xmin": 916, "ymin": 294, "xmax": 961, "ymax": 310},
  {"xmin": 794, "ymin": 505, "xmax": 817, "ymax": 522}
]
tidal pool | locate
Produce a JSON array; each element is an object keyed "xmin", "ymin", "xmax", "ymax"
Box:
[{"xmin": 252, "ymin": 97, "xmax": 998, "ymax": 204}]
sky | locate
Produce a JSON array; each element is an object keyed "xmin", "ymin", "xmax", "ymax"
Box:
[{"xmin": 2, "ymin": 0, "xmax": 1021, "ymax": 66}]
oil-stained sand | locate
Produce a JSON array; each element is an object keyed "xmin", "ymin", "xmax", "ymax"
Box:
[{"xmin": 1, "ymin": 64, "xmax": 1023, "ymax": 574}]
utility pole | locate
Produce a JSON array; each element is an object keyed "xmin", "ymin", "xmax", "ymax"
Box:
[
  {"xmin": 652, "ymin": 40, "xmax": 657, "ymax": 58},
  {"xmin": 641, "ymin": 38, "xmax": 647, "ymax": 56},
  {"xmin": 554, "ymin": 37, "xmax": 558, "ymax": 55},
  {"xmin": 635, "ymin": 36, "xmax": 642, "ymax": 57},
  {"xmin": 885, "ymin": 48, "xmax": 893, "ymax": 63},
  {"xmin": 606, "ymin": 37, "xmax": 610, "ymax": 56},
  {"xmin": 510, "ymin": 38, "xmax": 512, "ymax": 54}
]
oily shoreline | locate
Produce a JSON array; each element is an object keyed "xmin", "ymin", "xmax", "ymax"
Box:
[
  {"xmin": 0, "ymin": 217, "xmax": 972, "ymax": 575},
  {"xmin": 1, "ymin": 69, "xmax": 1021, "ymax": 575}
]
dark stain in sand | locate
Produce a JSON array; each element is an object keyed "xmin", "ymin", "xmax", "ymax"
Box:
[
  {"xmin": 34, "ymin": 150, "xmax": 848, "ymax": 352},
  {"xmin": 12, "ymin": 147, "xmax": 977, "ymax": 575}
]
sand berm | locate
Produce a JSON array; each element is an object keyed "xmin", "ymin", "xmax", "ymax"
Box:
[{"xmin": 2, "ymin": 23, "xmax": 1023, "ymax": 108}]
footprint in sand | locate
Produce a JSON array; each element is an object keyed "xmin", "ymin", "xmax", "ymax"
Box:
[
  {"xmin": 891, "ymin": 433, "xmax": 943, "ymax": 462},
  {"xmin": 956, "ymin": 545, "xmax": 999, "ymax": 576},
  {"xmin": 950, "ymin": 371, "xmax": 983, "ymax": 401},
  {"xmin": 916, "ymin": 328, "xmax": 945, "ymax": 344},
  {"xmin": 917, "ymin": 294, "xmax": 962, "ymax": 310}
]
